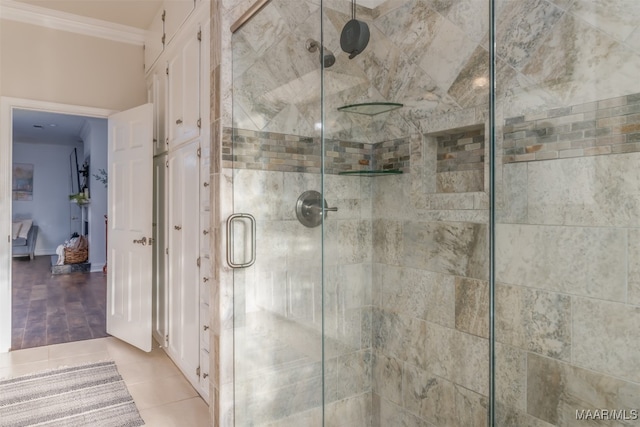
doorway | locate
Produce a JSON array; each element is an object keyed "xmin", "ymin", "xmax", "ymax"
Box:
[
  {"xmin": 10, "ymin": 108, "xmax": 109, "ymax": 351},
  {"xmin": 0, "ymin": 97, "xmax": 115, "ymax": 353}
]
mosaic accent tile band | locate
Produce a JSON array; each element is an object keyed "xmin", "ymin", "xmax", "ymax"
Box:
[
  {"xmin": 503, "ymin": 93, "xmax": 640, "ymax": 163},
  {"xmin": 222, "ymin": 127, "xmax": 411, "ymax": 174}
]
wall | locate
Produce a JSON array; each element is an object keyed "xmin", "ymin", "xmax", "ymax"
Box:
[
  {"xmin": 0, "ymin": 20, "xmax": 146, "ymax": 112},
  {"xmin": 80, "ymin": 118, "xmax": 108, "ymax": 271},
  {"xmin": 12, "ymin": 141, "xmax": 84, "ymax": 255}
]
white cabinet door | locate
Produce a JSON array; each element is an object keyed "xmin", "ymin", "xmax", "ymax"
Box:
[
  {"xmin": 164, "ymin": 0, "xmax": 194, "ymax": 46},
  {"xmin": 167, "ymin": 26, "xmax": 200, "ymax": 147},
  {"xmin": 148, "ymin": 67, "xmax": 168, "ymax": 156},
  {"xmin": 167, "ymin": 139, "xmax": 201, "ymax": 383},
  {"xmin": 144, "ymin": 5, "xmax": 165, "ymax": 72},
  {"xmin": 152, "ymin": 154, "xmax": 168, "ymax": 347},
  {"xmin": 107, "ymin": 103, "xmax": 154, "ymax": 352}
]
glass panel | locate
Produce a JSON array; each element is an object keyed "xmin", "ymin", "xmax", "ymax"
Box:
[
  {"xmin": 230, "ymin": 1, "xmax": 324, "ymax": 425},
  {"xmin": 494, "ymin": 0, "xmax": 640, "ymax": 425},
  {"xmin": 321, "ymin": 0, "xmax": 490, "ymax": 425}
]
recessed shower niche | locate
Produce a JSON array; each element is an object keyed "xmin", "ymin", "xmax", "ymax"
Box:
[{"xmin": 435, "ymin": 125, "xmax": 485, "ymax": 194}]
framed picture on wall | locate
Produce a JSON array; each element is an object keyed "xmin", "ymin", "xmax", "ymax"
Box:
[{"xmin": 13, "ymin": 163, "xmax": 34, "ymax": 201}]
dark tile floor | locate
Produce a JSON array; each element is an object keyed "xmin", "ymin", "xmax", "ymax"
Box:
[{"xmin": 11, "ymin": 255, "xmax": 108, "ymax": 350}]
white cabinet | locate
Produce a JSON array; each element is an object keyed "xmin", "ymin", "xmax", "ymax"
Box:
[
  {"xmin": 144, "ymin": 0, "xmax": 196, "ymax": 73},
  {"xmin": 147, "ymin": 67, "xmax": 168, "ymax": 156},
  {"xmin": 167, "ymin": 25, "xmax": 201, "ymax": 148},
  {"xmin": 147, "ymin": 0, "xmax": 210, "ymax": 399},
  {"xmin": 144, "ymin": 5, "xmax": 165, "ymax": 72},
  {"xmin": 166, "ymin": 140, "xmax": 201, "ymax": 387},
  {"xmin": 164, "ymin": 0, "xmax": 195, "ymax": 46}
]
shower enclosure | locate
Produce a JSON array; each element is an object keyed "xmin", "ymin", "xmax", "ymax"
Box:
[{"xmin": 225, "ymin": 0, "xmax": 640, "ymax": 425}]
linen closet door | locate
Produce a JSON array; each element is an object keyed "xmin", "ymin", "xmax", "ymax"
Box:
[{"xmin": 167, "ymin": 139, "xmax": 200, "ymax": 384}]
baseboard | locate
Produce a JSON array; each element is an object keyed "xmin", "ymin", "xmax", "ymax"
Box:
[
  {"xmin": 35, "ymin": 249, "xmax": 56, "ymax": 256},
  {"xmin": 91, "ymin": 263, "xmax": 105, "ymax": 273}
]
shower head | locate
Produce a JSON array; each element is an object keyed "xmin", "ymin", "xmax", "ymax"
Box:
[{"xmin": 306, "ymin": 39, "xmax": 336, "ymax": 68}]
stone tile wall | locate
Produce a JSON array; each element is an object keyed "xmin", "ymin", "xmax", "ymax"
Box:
[
  {"xmin": 503, "ymin": 93, "xmax": 640, "ymax": 164},
  {"xmin": 370, "ymin": 127, "xmax": 490, "ymax": 426},
  {"xmin": 497, "ymin": 147, "xmax": 640, "ymax": 424}
]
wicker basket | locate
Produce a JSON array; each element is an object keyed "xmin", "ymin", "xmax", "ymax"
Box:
[
  {"xmin": 64, "ymin": 235, "xmax": 88, "ymax": 264},
  {"xmin": 64, "ymin": 247, "xmax": 88, "ymax": 264}
]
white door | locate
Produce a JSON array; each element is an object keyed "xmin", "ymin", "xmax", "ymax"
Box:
[{"xmin": 107, "ymin": 103, "xmax": 154, "ymax": 352}]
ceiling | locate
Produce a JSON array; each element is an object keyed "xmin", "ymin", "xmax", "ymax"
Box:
[{"xmin": 12, "ymin": 109, "xmax": 95, "ymax": 146}]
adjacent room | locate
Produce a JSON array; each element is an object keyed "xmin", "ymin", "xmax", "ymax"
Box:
[{"xmin": 11, "ymin": 109, "xmax": 108, "ymax": 350}]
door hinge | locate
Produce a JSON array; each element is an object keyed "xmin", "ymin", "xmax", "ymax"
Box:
[
  {"xmin": 165, "ymin": 334, "xmax": 169, "ymax": 344},
  {"xmin": 166, "ymin": 160, "xmax": 169, "ymax": 168},
  {"xmin": 165, "ymin": 66, "xmax": 169, "ymax": 76},
  {"xmin": 197, "ymin": 30, "xmax": 202, "ymax": 41},
  {"xmin": 197, "ymin": 147, "xmax": 201, "ymax": 157},
  {"xmin": 196, "ymin": 366, "xmax": 201, "ymax": 377},
  {"xmin": 161, "ymin": 9, "xmax": 166, "ymax": 22},
  {"xmin": 197, "ymin": 257, "xmax": 201, "ymax": 267},
  {"xmin": 165, "ymin": 247, "xmax": 169, "ymax": 255},
  {"xmin": 7, "ymin": 235, "xmax": 10, "ymax": 243},
  {"xmin": 197, "ymin": 118, "xmax": 201, "ymax": 129},
  {"xmin": 161, "ymin": 33, "xmax": 166, "ymax": 46},
  {"xmin": 148, "ymin": 237, "xmax": 154, "ymax": 246}
]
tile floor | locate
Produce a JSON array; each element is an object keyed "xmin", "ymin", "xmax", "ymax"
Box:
[{"xmin": 0, "ymin": 336, "xmax": 211, "ymax": 426}]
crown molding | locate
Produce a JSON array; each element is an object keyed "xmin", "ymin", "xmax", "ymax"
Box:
[{"xmin": 0, "ymin": 0, "xmax": 146, "ymax": 46}]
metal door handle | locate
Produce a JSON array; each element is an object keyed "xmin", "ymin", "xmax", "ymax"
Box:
[
  {"xmin": 174, "ymin": 225, "xmax": 182, "ymax": 230},
  {"xmin": 133, "ymin": 237, "xmax": 147, "ymax": 245},
  {"xmin": 176, "ymin": 118, "xmax": 183, "ymax": 125},
  {"xmin": 226, "ymin": 213, "xmax": 256, "ymax": 268}
]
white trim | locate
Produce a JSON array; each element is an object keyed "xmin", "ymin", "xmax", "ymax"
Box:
[
  {"xmin": 0, "ymin": 0, "xmax": 146, "ymax": 46},
  {"xmin": 0, "ymin": 97, "xmax": 116, "ymax": 353}
]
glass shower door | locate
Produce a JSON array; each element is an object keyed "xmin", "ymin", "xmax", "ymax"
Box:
[{"xmin": 230, "ymin": 1, "xmax": 326, "ymax": 425}]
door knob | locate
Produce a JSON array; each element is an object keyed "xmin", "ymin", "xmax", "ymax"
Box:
[
  {"xmin": 174, "ymin": 225, "xmax": 182, "ymax": 230},
  {"xmin": 133, "ymin": 237, "xmax": 147, "ymax": 245}
]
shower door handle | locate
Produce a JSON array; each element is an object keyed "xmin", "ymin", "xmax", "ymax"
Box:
[{"xmin": 226, "ymin": 213, "xmax": 256, "ymax": 268}]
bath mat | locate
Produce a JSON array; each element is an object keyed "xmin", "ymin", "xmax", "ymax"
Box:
[{"xmin": 0, "ymin": 361, "xmax": 144, "ymax": 426}]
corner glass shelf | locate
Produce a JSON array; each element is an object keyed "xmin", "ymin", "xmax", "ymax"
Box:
[
  {"xmin": 338, "ymin": 169, "xmax": 403, "ymax": 177},
  {"xmin": 337, "ymin": 102, "xmax": 403, "ymax": 116}
]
